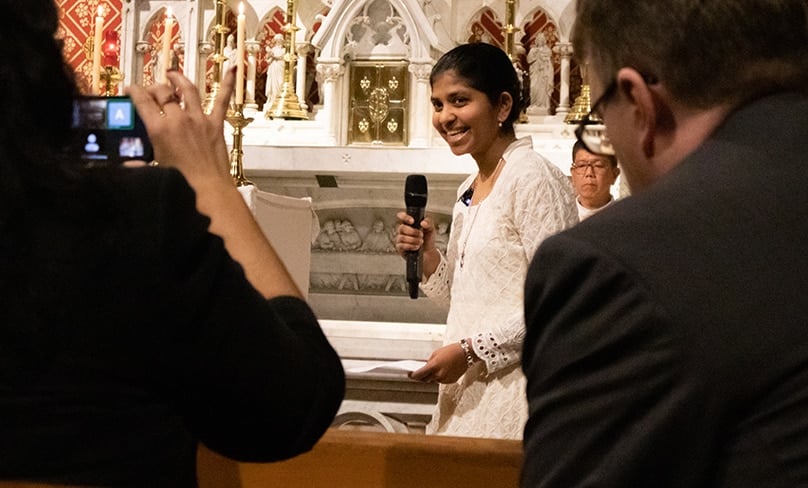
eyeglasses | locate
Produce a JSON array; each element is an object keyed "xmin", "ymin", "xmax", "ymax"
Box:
[
  {"xmin": 574, "ymin": 73, "xmax": 659, "ymax": 157},
  {"xmin": 571, "ymin": 160, "xmax": 609, "ymax": 174},
  {"xmin": 574, "ymin": 80, "xmax": 617, "ymax": 156}
]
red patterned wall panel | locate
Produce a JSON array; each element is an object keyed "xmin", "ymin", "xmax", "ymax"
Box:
[
  {"xmin": 57, "ymin": 0, "xmax": 123, "ymax": 94},
  {"xmin": 467, "ymin": 8, "xmax": 503, "ymax": 47}
]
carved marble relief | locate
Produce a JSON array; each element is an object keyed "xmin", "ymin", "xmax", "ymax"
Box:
[{"xmin": 310, "ymin": 208, "xmax": 450, "ymax": 296}]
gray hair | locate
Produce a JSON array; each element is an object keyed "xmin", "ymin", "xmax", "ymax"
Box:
[{"xmin": 572, "ymin": 0, "xmax": 808, "ymax": 108}]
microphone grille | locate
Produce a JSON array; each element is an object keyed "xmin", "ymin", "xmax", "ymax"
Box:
[{"xmin": 405, "ymin": 174, "xmax": 428, "ymax": 206}]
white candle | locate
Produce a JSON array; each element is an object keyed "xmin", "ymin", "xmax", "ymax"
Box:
[
  {"xmin": 160, "ymin": 7, "xmax": 174, "ymax": 85},
  {"xmin": 235, "ymin": 3, "xmax": 246, "ymax": 104},
  {"xmin": 92, "ymin": 6, "xmax": 103, "ymax": 94}
]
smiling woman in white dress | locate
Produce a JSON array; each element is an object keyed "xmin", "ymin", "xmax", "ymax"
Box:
[{"xmin": 395, "ymin": 43, "xmax": 577, "ymax": 439}]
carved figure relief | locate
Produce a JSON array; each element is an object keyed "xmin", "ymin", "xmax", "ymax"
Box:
[
  {"xmin": 360, "ymin": 219, "xmax": 395, "ymax": 253},
  {"xmin": 310, "ymin": 213, "xmax": 448, "ymax": 296}
]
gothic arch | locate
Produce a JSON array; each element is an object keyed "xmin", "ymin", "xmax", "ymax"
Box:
[
  {"xmin": 311, "ymin": 0, "xmax": 439, "ymax": 62},
  {"xmin": 462, "ymin": 7, "xmax": 503, "ymax": 47}
]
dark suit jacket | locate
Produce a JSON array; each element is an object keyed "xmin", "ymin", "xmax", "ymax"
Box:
[
  {"xmin": 522, "ymin": 93, "xmax": 808, "ymax": 487},
  {"xmin": 0, "ymin": 168, "xmax": 345, "ymax": 487}
]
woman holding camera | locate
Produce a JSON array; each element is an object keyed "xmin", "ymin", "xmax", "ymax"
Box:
[{"xmin": 0, "ymin": 1, "xmax": 344, "ymax": 485}]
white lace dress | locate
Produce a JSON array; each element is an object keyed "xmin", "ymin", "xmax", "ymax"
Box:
[{"xmin": 421, "ymin": 137, "xmax": 578, "ymax": 439}]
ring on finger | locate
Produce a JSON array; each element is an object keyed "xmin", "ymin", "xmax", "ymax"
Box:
[{"xmin": 158, "ymin": 93, "xmax": 180, "ymax": 115}]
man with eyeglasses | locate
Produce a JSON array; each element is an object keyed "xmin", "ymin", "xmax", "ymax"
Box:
[
  {"xmin": 521, "ymin": 1, "xmax": 808, "ymax": 487},
  {"xmin": 570, "ymin": 140, "xmax": 620, "ymax": 220}
]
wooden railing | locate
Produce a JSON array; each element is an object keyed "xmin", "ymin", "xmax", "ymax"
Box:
[{"xmin": 198, "ymin": 428, "xmax": 523, "ymax": 488}]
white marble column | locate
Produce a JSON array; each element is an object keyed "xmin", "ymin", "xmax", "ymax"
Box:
[
  {"xmin": 296, "ymin": 42, "xmax": 311, "ymax": 112},
  {"xmin": 197, "ymin": 41, "xmax": 214, "ymax": 94},
  {"xmin": 179, "ymin": 2, "xmax": 199, "ymax": 84},
  {"xmin": 120, "ymin": 1, "xmax": 136, "ymax": 87},
  {"xmin": 553, "ymin": 42, "xmax": 573, "ymax": 115},
  {"xmin": 245, "ymin": 41, "xmax": 259, "ymax": 110},
  {"xmin": 408, "ymin": 62, "xmax": 433, "ymax": 147},
  {"xmin": 316, "ymin": 61, "xmax": 344, "ymax": 145},
  {"xmin": 134, "ymin": 41, "xmax": 151, "ymax": 85}
]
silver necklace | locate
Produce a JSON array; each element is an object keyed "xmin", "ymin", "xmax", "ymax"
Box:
[
  {"xmin": 459, "ymin": 205, "xmax": 481, "ymax": 269},
  {"xmin": 459, "ymin": 157, "xmax": 505, "ymax": 269}
]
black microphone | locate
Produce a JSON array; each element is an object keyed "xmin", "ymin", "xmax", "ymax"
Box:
[{"xmin": 404, "ymin": 174, "xmax": 428, "ymax": 299}]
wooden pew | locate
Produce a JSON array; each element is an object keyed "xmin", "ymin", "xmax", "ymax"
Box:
[{"xmin": 198, "ymin": 428, "xmax": 523, "ymax": 488}]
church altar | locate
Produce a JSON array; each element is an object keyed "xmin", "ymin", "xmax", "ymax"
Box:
[{"xmin": 59, "ymin": 0, "xmax": 581, "ymax": 432}]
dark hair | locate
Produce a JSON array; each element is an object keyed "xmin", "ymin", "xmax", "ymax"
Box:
[
  {"xmin": 0, "ymin": 0, "xmax": 86, "ymax": 381},
  {"xmin": 0, "ymin": 0, "xmax": 81, "ymax": 218},
  {"xmin": 572, "ymin": 0, "xmax": 808, "ymax": 108},
  {"xmin": 430, "ymin": 43, "xmax": 523, "ymax": 132},
  {"xmin": 572, "ymin": 140, "xmax": 618, "ymax": 167}
]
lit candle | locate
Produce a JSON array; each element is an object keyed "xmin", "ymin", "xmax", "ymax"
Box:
[
  {"xmin": 235, "ymin": 3, "xmax": 246, "ymax": 104},
  {"xmin": 92, "ymin": 6, "xmax": 104, "ymax": 94},
  {"xmin": 160, "ymin": 7, "xmax": 174, "ymax": 85}
]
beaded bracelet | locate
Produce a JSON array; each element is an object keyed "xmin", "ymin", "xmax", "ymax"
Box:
[{"xmin": 459, "ymin": 338, "xmax": 475, "ymax": 369}]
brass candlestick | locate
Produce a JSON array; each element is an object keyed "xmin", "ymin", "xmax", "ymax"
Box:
[
  {"xmin": 265, "ymin": 0, "xmax": 308, "ymax": 120},
  {"xmin": 503, "ymin": 0, "xmax": 529, "ymax": 123},
  {"xmin": 225, "ymin": 103, "xmax": 254, "ymax": 186},
  {"xmin": 565, "ymin": 64, "xmax": 595, "ymax": 124},
  {"xmin": 100, "ymin": 66, "xmax": 124, "ymax": 96},
  {"xmin": 203, "ymin": 0, "xmax": 230, "ymax": 114},
  {"xmin": 504, "ymin": 0, "xmax": 518, "ymax": 64}
]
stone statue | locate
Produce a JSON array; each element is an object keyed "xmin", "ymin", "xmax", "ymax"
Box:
[
  {"xmin": 313, "ymin": 219, "xmax": 343, "ymax": 250},
  {"xmin": 143, "ymin": 45, "xmax": 161, "ymax": 85},
  {"xmin": 527, "ymin": 32, "xmax": 554, "ymax": 115},
  {"xmin": 360, "ymin": 219, "xmax": 394, "ymax": 253},
  {"xmin": 337, "ymin": 219, "xmax": 362, "ymax": 251},
  {"xmin": 467, "ymin": 24, "xmax": 493, "ymax": 44},
  {"xmin": 223, "ymin": 34, "xmax": 237, "ymax": 73},
  {"xmin": 264, "ymin": 33, "xmax": 285, "ymax": 110}
]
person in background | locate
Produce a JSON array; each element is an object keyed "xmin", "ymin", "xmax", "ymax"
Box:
[
  {"xmin": 0, "ymin": 1, "xmax": 344, "ymax": 486},
  {"xmin": 570, "ymin": 140, "xmax": 620, "ymax": 220},
  {"xmin": 522, "ymin": 0, "xmax": 808, "ymax": 486},
  {"xmin": 395, "ymin": 43, "xmax": 577, "ymax": 440}
]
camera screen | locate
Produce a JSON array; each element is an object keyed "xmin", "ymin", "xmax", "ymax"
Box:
[{"xmin": 72, "ymin": 96, "xmax": 153, "ymax": 165}]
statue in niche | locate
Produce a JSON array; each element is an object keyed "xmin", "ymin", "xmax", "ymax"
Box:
[
  {"xmin": 527, "ymin": 32, "xmax": 554, "ymax": 115},
  {"xmin": 313, "ymin": 219, "xmax": 343, "ymax": 251},
  {"xmin": 144, "ymin": 44, "xmax": 162, "ymax": 85},
  {"xmin": 360, "ymin": 219, "xmax": 394, "ymax": 253},
  {"xmin": 144, "ymin": 44, "xmax": 178, "ymax": 85},
  {"xmin": 264, "ymin": 33, "xmax": 285, "ymax": 110},
  {"xmin": 434, "ymin": 221, "xmax": 449, "ymax": 253},
  {"xmin": 223, "ymin": 34, "xmax": 237, "ymax": 73},
  {"xmin": 467, "ymin": 24, "xmax": 493, "ymax": 44}
]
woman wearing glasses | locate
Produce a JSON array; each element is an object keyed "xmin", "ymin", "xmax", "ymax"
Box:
[{"xmin": 395, "ymin": 43, "xmax": 577, "ymax": 440}]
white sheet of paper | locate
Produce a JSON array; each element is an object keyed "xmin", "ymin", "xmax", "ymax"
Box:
[{"xmin": 347, "ymin": 360, "xmax": 427, "ymax": 374}]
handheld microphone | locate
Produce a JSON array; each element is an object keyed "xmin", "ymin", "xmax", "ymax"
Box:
[{"xmin": 404, "ymin": 174, "xmax": 428, "ymax": 299}]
